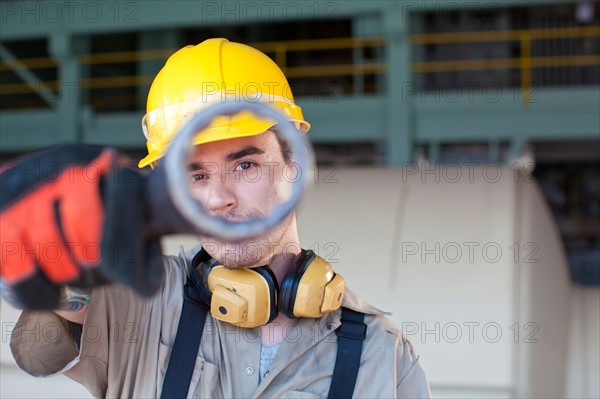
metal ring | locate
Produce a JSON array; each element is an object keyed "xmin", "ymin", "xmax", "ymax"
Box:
[{"xmin": 163, "ymin": 101, "xmax": 314, "ymax": 241}]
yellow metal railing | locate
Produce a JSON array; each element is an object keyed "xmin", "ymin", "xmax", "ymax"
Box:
[
  {"xmin": 251, "ymin": 37, "xmax": 386, "ymax": 77},
  {"xmin": 0, "ymin": 37, "xmax": 386, "ymax": 97},
  {"xmin": 410, "ymin": 25, "xmax": 600, "ymax": 98},
  {"xmin": 0, "ymin": 26, "xmax": 598, "ymax": 101},
  {"xmin": 410, "ymin": 25, "xmax": 600, "ymax": 44}
]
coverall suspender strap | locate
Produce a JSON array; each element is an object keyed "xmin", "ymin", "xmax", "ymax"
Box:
[
  {"xmin": 327, "ymin": 308, "xmax": 368, "ymax": 399},
  {"xmin": 160, "ymin": 276, "xmax": 209, "ymax": 399},
  {"xmin": 161, "ymin": 275, "xmax": 367, "ymax": 399}
]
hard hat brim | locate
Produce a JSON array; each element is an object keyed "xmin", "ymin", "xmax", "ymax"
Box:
[{"xmin": 138, "ymin": 118, "xmax": 310, "ymax": 168}]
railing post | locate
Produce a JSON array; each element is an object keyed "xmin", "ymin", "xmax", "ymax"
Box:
[
  {"xmin": 49, "ymin": 31, "xmax": 85, "ymax": 144},
  {"xmin": 137, "ymin": 31, "xmax": 179, "ymax": 111},
  {"xmin": 352, "ymin": 40, "xmax": 364, "ymax": 96},
  {"xmin": 275, "ymin": 44, "xmax": 287, "ymax": 75},
  {"xmin": 520, "ymin": 32, "xmax": 533, "ymax": 106},
  {"xmin": 352, "ymin": 16, "xmax": 374, "ymax": 96}
]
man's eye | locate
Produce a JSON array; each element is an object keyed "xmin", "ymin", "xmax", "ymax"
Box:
[
  {"xmin": 190, "ymin": 173, "xmax": 208, "ymax": 182},
  {"xmin": 235, "ymin": 161, "xmax": 256, "ymax": 171}
]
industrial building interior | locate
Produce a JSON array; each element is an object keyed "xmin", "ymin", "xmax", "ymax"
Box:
[{"xmin": 1, "ymin": 1, "xmax": 599, "ymax": 398}]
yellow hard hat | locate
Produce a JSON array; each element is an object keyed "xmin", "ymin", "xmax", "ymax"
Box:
[{"xmin": 139, "ymin": 38, "xmax": 310, "ymax": 168}]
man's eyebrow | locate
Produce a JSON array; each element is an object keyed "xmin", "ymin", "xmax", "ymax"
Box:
[
  {"xmin": 188, "ymin": 146, "xmax": 266, "ymax": 171},
  {"xmin": 225, "ymin": 146, "xmax": 265, "ymax": 162},
  {"xmin": 189, "ymin": 162, "xmax": 206, "ymax": 172}
]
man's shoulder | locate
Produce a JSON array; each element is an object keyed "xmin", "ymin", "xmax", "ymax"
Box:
[
  {"xmin": 161, "ymin": 244, "xmax": 204, "ymax": 278},
  {"xmin": 338, "ymin": 288, "xmax": 426, "ymax": 387},
  {"xmin": 341, "ymin": 288, "xmax": 404, "ymax": 340},
  {"xmin": 341, "ymin": 287, "xmax": 389, "ymax": 316},
  {"xmin": 162, "ymin": 244, "xmax": 201, "ymax": 267}
]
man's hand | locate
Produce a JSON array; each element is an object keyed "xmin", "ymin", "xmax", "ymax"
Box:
[{"xmin": 0, "ymin": 144, "xmax": 163, "ymax": 310}]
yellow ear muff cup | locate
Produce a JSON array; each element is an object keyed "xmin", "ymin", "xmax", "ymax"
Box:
[
  {"xmin": 207, "ymin": 265, "xmax": 279, "ymax": 327},
  {"xmin": 281, "ymin": 250, "xmax": 345, "ymax": 319}
]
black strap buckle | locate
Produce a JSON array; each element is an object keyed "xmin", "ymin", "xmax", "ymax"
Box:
[{"xmin": 336, "ymin": 319, "xmax": 367, "ymax": 340}]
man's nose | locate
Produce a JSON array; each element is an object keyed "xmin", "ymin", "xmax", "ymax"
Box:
[{"xmin": 204, "ymin": 179, "xmax": 237, "ymax": 213}]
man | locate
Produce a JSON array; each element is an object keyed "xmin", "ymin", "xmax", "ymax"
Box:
[{"xmin": 4, "ymin": 38, "xmax": 431, "ymax": 398}]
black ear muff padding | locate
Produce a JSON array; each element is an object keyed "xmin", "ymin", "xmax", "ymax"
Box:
[
  {"xmin": 189, "ymin": 249, "xmax": 214, "ymax": 308},
  {"xmin": 252, "ymin": 266, "xmax": 280, "ymax": 323},
  {"xmin": 279, "ymin": 250, "xmax": 316, "ymax": 319}
]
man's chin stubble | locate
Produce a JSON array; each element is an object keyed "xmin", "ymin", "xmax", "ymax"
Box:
[
  {"xmin": 197, "ymin": 237, "xmax": 277, "ymax": 268},
  {"xmin": 197, "ymin": 212, "xmax": 294, "ymax": 268}
]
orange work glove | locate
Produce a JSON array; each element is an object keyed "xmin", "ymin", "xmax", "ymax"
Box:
[{"xmin": 0, "ymin": 144, "xmax": 163, "ymax": 309}]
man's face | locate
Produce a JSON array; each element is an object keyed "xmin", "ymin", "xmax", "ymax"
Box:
[{"xmin": 189, "ymin": 130, "xmax": 296, "ymax": 268}]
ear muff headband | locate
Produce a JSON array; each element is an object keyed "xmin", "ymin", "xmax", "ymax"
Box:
[
  {"xmin": 251, "ymin": 266, "xmax": 279, "ymax": 324},
  {"xmin": 193, "ymin": 248, "xmax": 345, "ymax": 328},
  {"xmin": 279, "ymin": 250, "xmax": 316, "ymax": 319},
  {"xmin": 189, "ymin": 249, "xmax": 214, "ymax": 308}
]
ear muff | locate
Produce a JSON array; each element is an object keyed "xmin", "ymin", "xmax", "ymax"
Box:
[
  {"xmin": 194, "ymin": 248, "xmax": 345, "ymax": 328},
  {"xmin": 207, "ymin": 265, "xmax": 278, "ymax": 328},
  {"xmin": 279, "ymin": 250, "xmax": 346, "ymax": 319}
]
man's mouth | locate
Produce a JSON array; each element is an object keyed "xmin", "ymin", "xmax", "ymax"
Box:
[{"xmin": 217, "ymin": 211, "xmax": 264, "ymax": 223}]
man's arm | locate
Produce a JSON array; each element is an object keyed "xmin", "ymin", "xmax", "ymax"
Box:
[
  {"xmin": 396, "ymin": 336, "xmax": 432, "ymax": 398},
  {"xmin": 53, "ymin": 286, "xmax": 91, "ymax": 325}
]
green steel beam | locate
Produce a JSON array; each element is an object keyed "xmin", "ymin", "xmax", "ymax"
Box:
[
  {"xmin": 301, "ymin": 97, "xmax": 386, "ymax": 142},
  {"xmin": 0, "ymin": 110, "xmax": 61, "ymax": 151},
  {"xmin": 80, "ymin": 97, "xmax": 387, "ymax": 147},
  {"xmin": 384, "ymin": 3, "xmax": 413, "ymax": 165},
  {"xmin": 0, "ymin": 1, "xmax": 388, "ymax": 40},
  {"xmin": 0, "ymin": 0, "xmax": 580, "ymax": 40},
  {"xmin": 2, "ymin": 88, "xmax": 598, "ymax": 153},
  {"xmin": 83, "ymin": 113, "xmax": 145, "ymax": 147},
  {"xmin": 414, "ymin": 87, "xmax": 600, "ymax": 142}
]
